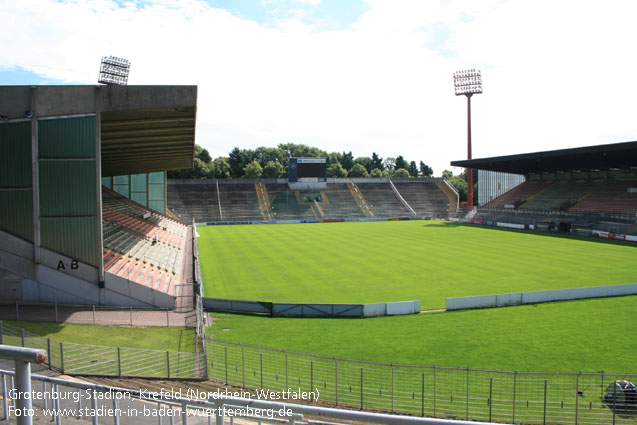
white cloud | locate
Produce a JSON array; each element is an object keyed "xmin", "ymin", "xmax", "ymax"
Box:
[
  {"xmin": 2, "ymin": 0, "xmax": 637, "ymax": 175},
  {"xmin": 291, "ymin": 0, "xmax": 320, "ymax": 6}
]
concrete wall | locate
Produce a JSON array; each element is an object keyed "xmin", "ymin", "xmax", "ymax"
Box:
[
  {"xmin": 103, "ymin": 273, "xmax": 175, "ymax": 308},
  {"xmin": 273, "ymin": 303, "xmax": 363, "ymax": 317},
  {"xmin": 0, "ymin": 228, "xmax": 174, "ymax": 307},
  {"xmin": 202, "ymin": 298, "xmax": 271, "ymax": 314},
  {"xmin": 363, "ymin": 300, "xmax": 420, "ymax": 317},
  {"xmin": 447, "ymin": 283, "xmax": 637, "ymax": 311},
  {"xmin": 0, "ymin": 86, "xmax": 197, "ymax": 119},
  {"xmin": 203, "ymin": 297, "xmax": 421, "ymax": 317}
]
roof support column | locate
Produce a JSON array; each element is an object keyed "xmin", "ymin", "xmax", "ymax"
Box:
[
  {"xmin": 95, "ymin": 86, "xmax": 105, "ymax": 287},
  {"xmin": 30, "ymin": 86, "xmax": 41, "ymax": 265}
]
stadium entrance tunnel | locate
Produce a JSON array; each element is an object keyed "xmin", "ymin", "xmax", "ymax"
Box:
[{"xmin": 603, "ymin": 380, "xmax": 637, "ymax": 416}]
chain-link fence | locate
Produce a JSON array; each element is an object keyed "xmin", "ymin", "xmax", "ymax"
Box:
[
  {"xmin": 208, "ymin": 338, "xmax": 637, "ymax": 425},
  {"xmin": 0, "ymin": 322, "xmax": 205, "ymax": 379},
  {"xmin": 0, "ymin": 301, "xmax": 197, "ymax": 328}
]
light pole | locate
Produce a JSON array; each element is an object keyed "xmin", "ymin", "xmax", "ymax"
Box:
[{"xmin": 453, "ymin": 69, "xmax": 482, "ymax": 208}]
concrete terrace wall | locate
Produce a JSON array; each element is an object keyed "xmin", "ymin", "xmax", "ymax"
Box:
[
  {"xmin": 169, "ymin": 178, "xmax": 444, "ymax": 185},
  {"xmin": 0, "ymin": 228, "xmax": 175, "ymax": 308}
]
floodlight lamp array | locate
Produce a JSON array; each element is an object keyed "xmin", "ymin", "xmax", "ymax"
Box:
[
  {"xmin": 453, "ymin": 69, "xmax": 482, "ymax": 96},
  {"xmin": 98, "ymin": 56, "xmax": 131, "ymax": 85}
]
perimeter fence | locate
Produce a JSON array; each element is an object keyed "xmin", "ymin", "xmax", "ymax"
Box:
[
  {"xmin": 0, "ymin": 321, "xmax": 206, "ymax": 379},
  {"xmin": 208, "ymin": 338, "xmax": 637, "ymax": 425},
  {"xmin": 0, "ymin": 301, "xmax": 197, "ymax": 328}
]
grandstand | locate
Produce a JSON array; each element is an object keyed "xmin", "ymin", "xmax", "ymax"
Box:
[
  {"xmin": 167, "ymin": 178, "xmax": 458, "ymax": 223},
  {"xmin": 452, "ymin": 141, "xmax": 637, "ymax": 235},
  {"xmin": 0, "ymin": 85, "xmax": 197, "ymax": 308}
]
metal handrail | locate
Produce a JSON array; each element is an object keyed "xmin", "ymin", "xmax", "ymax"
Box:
[
  {"xmin": 0, "ymin": 368, "xmax": 499, "ymax": 425},
  {"xmin": 0, "ymin": 345, "xmax": 47, "ymax": 425}
]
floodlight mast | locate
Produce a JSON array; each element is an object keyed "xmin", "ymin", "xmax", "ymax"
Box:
[
  {"xmin": 453, "ymin": 69, "xmax": 482, "ymax": 208},
  {"xmin": 98, "ymin": 56, "xmax": 130, "ymax": 85}
]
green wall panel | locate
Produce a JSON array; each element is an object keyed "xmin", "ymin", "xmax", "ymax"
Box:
[
  {"xmin": 101, "ymin": 176, "xmax": 112, "ymax": 189},
  {"xmin": 131, "ymin": 173, "xmax": 147, "ymax": 191},
  {"xmin": 149, "ymin": 200, "xmax": 165, "ymax": 213},
  {"xmin": 113, "ymin": 175, "xmax": 129, "ymax": 185},
  {"xmin": 149, "ymin": 171, "xmax": 164, "ymax": 184},
  {"xmin": 0, "ymin": 190, "xmax": 33, "ymax": 242},
  {"xmin": 40, "ymin": 217, "xmax": 99, "ymax": 267},
  {"xmin": 113, "ymin": 184, "xmax": 129, "ymax": 198},
  {"xmin": 149, "ymin": 184, "xmax": 165, "ymax": 201},
  {"xmin": 38, "ymin": 116, "xmax": 95, "ymax": 159},
  {"xmin": 110, "ymin": 172, "xmax": 165, "ymax": 213},
  {"xmin": 0, "ymin": 121, "xmax": 31, "ymax": 188},
  {"xmin": 131, "ymin": 192, "xmax": 147, "ymax": 206},
  {"xmin": 39, "ymin": 161, "xmax": 97, "ymax": 217}
]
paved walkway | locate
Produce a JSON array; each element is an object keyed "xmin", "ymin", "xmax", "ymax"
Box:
[{"xmin": 0, "ymin": 301, "xmax": 198, "ymax": 328}]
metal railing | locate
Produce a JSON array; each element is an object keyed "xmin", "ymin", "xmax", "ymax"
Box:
[
  {"xmin": 477, "ymin": 206, "xmax": 637, "ymax": 223},
  {"xmin": 0, "ymin": 368, "xmax": 501, "ymax": 425},
  {"xmin": 208, "ymin": 338, "xmax": 637, "ymax": 425},
  {"xmin": 0, "ymin": 345, "xmax": 47, "ymax": 425},
  {"xmin": 0, "ymin": 302, "xmax": 192, "ymax": 328},
  {"xmin": 0, "ymin": 322, "xmax": 205, "ymax": 380}
]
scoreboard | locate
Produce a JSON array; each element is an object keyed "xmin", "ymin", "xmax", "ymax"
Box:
[{"xmin": 288, "ymin": 158, "xmax": 327, "ymax": 182}]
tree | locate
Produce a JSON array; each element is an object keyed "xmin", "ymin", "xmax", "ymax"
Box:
[
  {"xmin": 340, "ymin": 151, "xmax": 354, "ymax": 171},
  {"xmin": 442, "ymin": 169, "xmax": 453, "ymax": 180},
  {"xmin": 419, "ymin": 161, "xmax": 433, "ymax": 178},
  {"xmin": 327, "ymin": 162, "xmax": 347, "ymax": 177},
  {"xmin": 369, "ymin": 168, "xmax": 383, "ymax": 178},
  {"xmin": 212, "ymin": 157, "xmax": 231, "ymax": 178},
  {"xmin": 448, "ymin": 174, "xmax": 468, "ymax": 202},
  {"xmin": 229, "ymin": 147, "xmax": 247, "ymax": 178},
  {"xmin": 262, "ymin": 161, "xmax": 284, "ymax": 178},
  {"xmin": 195, "ymin": 146, "xmax": 212, "ymax": 164},
  {"xmin": 254, "ymin": 147, "xmax": 287, "ymax": 168},
  {"xmin": 243, "ymin": 160, "xmax": 263, "ymax": 178},
  {"xmin": 278, "ymin": 143, "xmax": 327, "ymax": 159},
  {"xmin": 395, "ymin": 155, "xmax": 409, "ymax": 171},
  {"xmin": 348, "ymin": 163, "xmax": 369, "ymax": 177},
  {"xmin": 354, "ymin": 157, "xmax": 373, "ymax": 173},
  {"xmin": 371, "ymin": 152, "xmax": 384, "ymax": 170},
  {"xmin": 327, "ymin": 152, "xmax": 341, "ymax": 166},
  {"xmin": 408, "ymin": 161, "xmax": 419, "ymax": 177},
  {"xmin": 394, "ymin": 168, "xmax": 410, "ymax": 178},
  {"xmin": 192, "ymin": 157, "xmax": 212, "ymax": 179},
  {"xmin": 383, "ymin": 157, "xmax": 396, "ymax": 173}
]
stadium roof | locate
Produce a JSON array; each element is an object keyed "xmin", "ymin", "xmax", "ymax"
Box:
[
  {"xmin": 0, "ymin": 85, "xmax": 197, "ymax": 176},
  {"xmin": 101, "ymin": 105, "xmax": 195, "ymax": 176},
  {"xmin": 450, "ymin": 141, "xmax": 637, "ymax": 175}
]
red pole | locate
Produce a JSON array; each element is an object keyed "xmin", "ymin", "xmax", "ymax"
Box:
[{"xmin": 466, "ymin": 94, "xmax": 473, "ymax": 208}]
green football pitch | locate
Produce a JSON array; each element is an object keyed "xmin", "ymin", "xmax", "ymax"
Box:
[{"xmin": 198, "ymin": 220, "xmax": 637, "ymax": 309}]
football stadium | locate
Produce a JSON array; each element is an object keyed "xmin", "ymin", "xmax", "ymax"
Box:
[{"xmin": 1, "ymin": 84, "xmax": 637, "ymax": 425}]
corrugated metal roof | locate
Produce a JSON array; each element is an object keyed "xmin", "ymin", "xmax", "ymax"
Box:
[
  {"xmin": 451, "ymin": 141, "xmax": 637, "ymax": 174},
  {"xmin": 101, "ymin": 107, "xmax": 195, "ymax": 176}
]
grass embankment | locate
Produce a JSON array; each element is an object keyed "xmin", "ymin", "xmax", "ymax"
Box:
[{"xmin": 3, "ymin": 320, "xmax": 195, "ymax": 352}]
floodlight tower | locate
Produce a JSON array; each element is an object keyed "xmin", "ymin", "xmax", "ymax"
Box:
[
  {"xmin": 98, "ymin": 56, "xmax": 131, "ymax": 85},
  {"xmin": 453, "ymin": 69, "xmax": 482, "ymax": 208}
]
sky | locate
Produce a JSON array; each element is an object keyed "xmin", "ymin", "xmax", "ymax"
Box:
[{"xmin": 2, "ymin": 0, "xmax": 637, "ymax": 175}]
